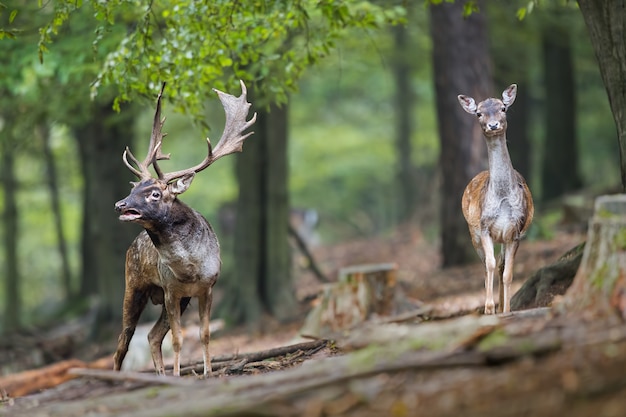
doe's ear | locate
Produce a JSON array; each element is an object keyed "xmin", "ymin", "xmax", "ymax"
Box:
[
  {"xmin": 502, "ymin": 84, "xmax": 517, "ymax": 109},
  {"xmin": 457, "ymin": 95, "xmax": 477, "ymax": 114},
  {"xmin": 168, "ymin": 173, "xmax": 196, "ymax": 195}
]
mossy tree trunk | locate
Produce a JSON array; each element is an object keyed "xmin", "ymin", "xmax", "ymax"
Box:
[{"xmin": 562, "ymin": 195, "xmax": 626, "ymax": 321}]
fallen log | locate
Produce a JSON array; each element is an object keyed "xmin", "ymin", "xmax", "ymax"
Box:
[{"xmin": 0, "ymin": 356, "xmax": 112, "ymax": 398}]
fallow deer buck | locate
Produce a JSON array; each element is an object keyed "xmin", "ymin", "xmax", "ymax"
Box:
[
  {"xmin": 457, "ymin": 84, "xmax": 534, "ymax": 315},
  {"xmin": 112, "ymin": 81, "xmax": 256, "ymax": 376}
]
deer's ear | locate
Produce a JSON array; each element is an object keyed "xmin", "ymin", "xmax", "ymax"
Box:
[
  {"xmin": 458, "ymin": 95, "xmax": 477, "ymax": 114},
  {"xmin": 502, "ymin": 84, "xmax": 517, "ymax": 108},
  {"xmin": 168, "ymin": 173, "xmax": 196, "ymax": 195}
]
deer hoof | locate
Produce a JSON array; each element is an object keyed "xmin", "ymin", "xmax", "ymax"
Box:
[{"xmin": 484, "ymin": 302, "xmax": 496, "ymax": 315}]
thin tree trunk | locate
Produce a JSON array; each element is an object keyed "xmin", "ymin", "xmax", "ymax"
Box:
[
  {"xmin": 224, "ymin": 90, "xmax": 295, "ymax": 326},
  {"xmin": 263, "ymin": 102, "xmax": 295, "ymax": 321},
  {"xmin": 430, "ymin": 0, "xmax": 493, "ymax": 267},
  {"xmin": 227, "ymin": 93, "xmax": 264, "ymax": 326},
  {"xmin": 74, "ymin": 102, "xmax": 139, "ymax": 324},
  {"xmin": 391, "ymin": 23, "xmax": 416, "ymax": 224},
  {"xmin": 506, "ymin": 83, "xmax": 531, "ymax": 181},
  {"xmin": 490, "ymin": 5, "xmax": 533, "ymax": 182},
  {"xmin": 1, "ymin": 140, "xmax": 21, "ymax": 332},
  {"xmin": 541, "ymin": 14, "xmax": 581, "ymax": 201},
  {"xmin": 38, "ymin": 123, "xmax": 73, "ymax": 300},
  {"xmin": 576, "ymin": 0, "xmax": 626, "ymax": 191}
]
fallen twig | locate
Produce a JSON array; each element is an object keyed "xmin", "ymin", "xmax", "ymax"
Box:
[{"xmin": 178, "ymin": 339, "xmax": 329, "ymax": 375}]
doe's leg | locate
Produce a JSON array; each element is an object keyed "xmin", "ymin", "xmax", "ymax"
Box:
[
  {"xmin": 113, "ymin": 288, "xmax": 148, "ymax": 371},
  {"xmin": 480, "ymin": 233, "xmax": 497, "ymax": 315},
  {"xmin": 500, "ymin": 241, "xmax": 520, "ymax": 313},
  {"xmin": 497, "ymin": 250, "xmax": 505, "ymax": 313}
]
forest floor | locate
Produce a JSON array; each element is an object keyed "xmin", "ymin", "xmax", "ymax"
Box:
[{"xmin": 4, "ymin": 216, "xmax": 626, "ymax": 416}]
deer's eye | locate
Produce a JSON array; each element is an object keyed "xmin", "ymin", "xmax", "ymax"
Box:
[
  {"xmin": 501, "ymin": 107, "xmax": 506, "ymax": 112},
  {"xmin": 150, "ymin": 191, "xmax": 161, "ymax": 199},
  {"xmin": 476, "ymin": 112, "xmax": 482, "ymax": 118}
]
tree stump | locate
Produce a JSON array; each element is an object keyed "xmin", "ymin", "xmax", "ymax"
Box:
[
  {"xmin": 299, "ymin": 263, "xmax": 398, "ymax": 338},
  {"xmin": 562, "ymin": 194, "xmax": 626, "ymax": 321}
]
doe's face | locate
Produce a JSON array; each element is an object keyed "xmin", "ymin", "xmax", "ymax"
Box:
[{"xmin": 475, "ymin": 98, "xmax": 508, "ymax": 137}]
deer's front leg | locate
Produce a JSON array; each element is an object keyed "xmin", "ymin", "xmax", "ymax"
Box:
[
  {"xmin": 501, "ymin": 240, "xmax": 520, "ymax": 313},
  {"xmin": 198, "ymin": 287, "xmax": 214, "ymax": 378},
  {"xmin": 481, "ymin": 233, "xmax": 496, "ymax": 314},
  {"xmin": 164, "ymin": 293, "xmax": 183, "ymax": 376}
]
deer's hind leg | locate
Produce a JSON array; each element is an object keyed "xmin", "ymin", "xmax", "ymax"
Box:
[
  {"xmin": 198, "ymin": 287, "xmax": 214, "ymax": 378},
  {"xmin": 148, "ymin": 295, "xmax": 191, "ymax": 375},
  {"xmin": 113, "ymin": 288, "xmax": 149, "ymax": 371}
]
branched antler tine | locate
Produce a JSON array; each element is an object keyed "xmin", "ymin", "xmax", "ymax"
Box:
[
  {"xmin": 121, "ymin": 83, "xmax": 169, "ymax": 179},
  {"xmin": 137, "ymin": 82, "xmax": 168, "ymax": 179},
  {"xmin": 122, "ymin": 147, "xmax": 144, "ymax": 178},
  {"xmin": 161, "ymin": 80, "xmax": 256, "ymax": 183}
]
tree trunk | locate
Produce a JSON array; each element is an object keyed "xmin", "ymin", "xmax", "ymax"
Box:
[
  {"xmin": 222, "ymin": 94, "xmax": 296, "ymax": 326},
  {"xmin": 1, "ymin": 138, "xmax": 21, "ymax": 333},
  {"xmin": 74, "ymin": 102, "xmax": 139, "ymax": 324},
  {"xmin": 576, "ymin": 0, "xmax": 626, "ymax": 191},
  {"xmin": 262, "ymin": 102, "xmax": 295, "ymax": 320},
  {"xmin": 430, "ymin": 0, "xmax": 493, "ymax": 267},
  {"xmin": 562, "ymin": 195, "xmax": 626, "ymax": 321},
  {"xmin": 391, "ymin": 24, "xmax": 416, "ymax": 224},
  {"xmin": 541, "ymin": 13, "xmax": 582, "ymax": 201},
  {"xmin": 490, "ymin": 5, "xmax": 533, "ymax": 181},
  {"xmin": 38, "ymin": 123, "xmax": 73, "ymax": 300}
]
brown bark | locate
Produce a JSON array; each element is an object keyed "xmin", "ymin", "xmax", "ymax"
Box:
[
  {"xmin": 0, "ymin": 357, "xmax": 112, "ymax": 398},
  {"xmin": 430, "ymin": 0, "xmax": 493, "ymax": 266},
  {"xmin": 74, "ymin": 102, "xmax": 139, "ymax": 322},
  {"xmin": 1, "ymin": 136, "xmax": 21, "ymax": 333},
  {"xmin": 511, "ymin": 243, "xmax": 584, "ymax": 310},
  {"xmin": 577, "ymin": 0, "xmax": 626, "ymax": 191},
  {"xmin": 391, "ymin": 23, "xmax": 417, "ymax": 223},
  {"xmin": 541, "ymin": 11, "xmax": 582, "ymax": 201},
  {"xmin": 39, "ymin": 123, "xmax": 73, "ymax": 300},
  {"xmin": 223, "ymin": 91, "xmax": 296, "ymax": 326}
]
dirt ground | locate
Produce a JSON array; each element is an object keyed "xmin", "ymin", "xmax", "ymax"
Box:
[{"xmin": 0, "ymin": 222, "xmax": 595, "ymax": 416}]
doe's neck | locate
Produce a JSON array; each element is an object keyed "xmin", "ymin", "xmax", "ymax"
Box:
[{"xmin": 484, "ymin": 132, "xmax": 515, "ymax": 186}]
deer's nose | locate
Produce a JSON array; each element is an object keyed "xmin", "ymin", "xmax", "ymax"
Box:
[
  {"xmin": 114, "ymin": 200, "xmax": 127, "ymax": 212},
  {"xmin": 488, "ymin": 122, "xmax": 500, "ymax": 130}
]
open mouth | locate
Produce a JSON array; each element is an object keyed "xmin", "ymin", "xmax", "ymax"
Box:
[{"xmin": 119, "ymin": 209, "xmax": 142, "ymax": 222}]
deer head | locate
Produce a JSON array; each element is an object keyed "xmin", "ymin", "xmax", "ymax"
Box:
[
  {"xmin": 458, "ymin": 84, "xmax": 517, "ymax": 137},
  {"xmin": 115, "ymin": 81, "xmax": 257, "ymax": 228}
]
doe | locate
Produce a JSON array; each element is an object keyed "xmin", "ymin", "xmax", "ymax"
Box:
[
  {"xmin": 457, "ymin": 84, "xmax": 534, "ymax": 314},
  {"xmin": 112, "ymin": 81, "xmax": 256, "ymax": 376}
]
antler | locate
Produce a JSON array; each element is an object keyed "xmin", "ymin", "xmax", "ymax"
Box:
[
  {"xmin": 160, "ymin": 80, "xmax": 257, "ymax": 184},
  {"xmin": 122, "ymin": 82, "xmax": 171, "ymax": 180}
]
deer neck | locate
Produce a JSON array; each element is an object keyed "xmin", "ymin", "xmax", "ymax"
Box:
[
  {"xmin": 485, "ymin": 133, "xmax": 516, "ymax": 193},
  {"xmin": 145, "ymin": 200, "xmax": 220, "ymax": 281}
]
